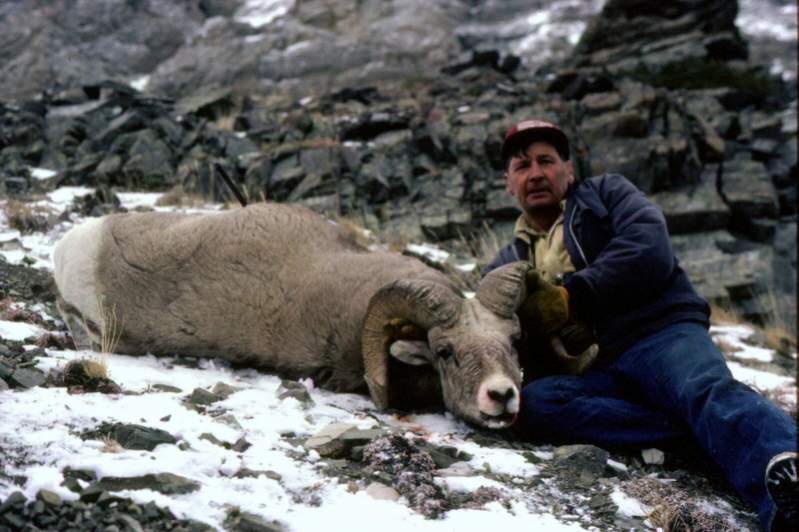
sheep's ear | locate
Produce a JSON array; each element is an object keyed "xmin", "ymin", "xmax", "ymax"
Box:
[{"xmin": 389, "ymin": 340, "xmax": 433, "ymax": 366}]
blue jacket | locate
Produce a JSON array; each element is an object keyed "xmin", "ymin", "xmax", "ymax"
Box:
[{"xmin": 483, "ymin": 173, "xmax": 710, "ymax": 359}]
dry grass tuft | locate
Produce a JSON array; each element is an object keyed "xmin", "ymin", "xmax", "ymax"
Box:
[
  {"xmin": 756, "ymin": 289, "xmax": 796, "ymax": 355},
  {"xmin": 755, "ymin": 383, "xmax": 797, "ymax": 419},
  {"xmin": 763, "ymin": 326, "xmax": 797, "ymax": 358},
  {"xmin": 463, "ymin": 222, "xmax": 504, "ymax": 268},
  {"xmin": 0, "ymin": 298, "xmax": 43, "ymax": 325},
  {"xmin": 332, "ymin": 215, "xmax": 376, "ymax": 249},
  {"xmin": 709, "ymin": 302, "xmax": 741, "ymax": 326},
  {"xmin": 624, "ymin": 477, "xmax": 743, "ymax": 532},
  {"xmin": 64, "ymin": 358, "xmax": 109, "ymax": 384},
  {"xmin": 386, "ymin": 233, "xmax": 412, "ymax": 254},
  {"xmin": 713, "ymin": 338, "xmax": 741, "ymax": 358},
  {"xmin": 215, "ymin": 113, "xmax": 237, "ymax": 132},
  {"xmin": 299, "ymin": 137, "xmax": 340, "ymax": 150},
  {"xmin": 98, "ymin": 301, "xmax": 121, "ymax": 357},
  {"xmin": 155, "ymin": 185, "xmax": 210, "ymax": 208},
  {"xmin": 82, "ymin": 359, "xmax": 109, "ymax": 380},
  {"xmin": 711, "ymin": 296, "xmax": 796, "ymax": 359},
  {"xmin": 2, "ymin": 200, "xmax": 53, "ymax": 234},
  {"xmin": 100, "ymin": 435, "xmax": 123, "ymax": 453}
]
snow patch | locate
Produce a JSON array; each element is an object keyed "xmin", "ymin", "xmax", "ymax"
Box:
[
  {"xmin": 29, "ymin": 168, "xmax": 57, "ymax": 181},
  {"xmin": 406, "ymin": 243, "xmax": 450, "ymax": 263},
  {"xmin": 711, "ymin": 324, "xmax": 775, "ymax": 363},
  {"xmin": 115, "ymin": 192, "xmax": 164, "ymax": 210},
  {"xmin": 129, "ymin": 75, "xmax": 150, "ymax": 92},
  {"xmin": 612, "ymin": 486, "xmax": 650, "ymax": 517},
  {"xmin": 0, "ymin": 320, "xmax": 45, "ymax": 341},
  {"xmin": 235, "ymin": 0, "xmax": 294, "ymax": 28},
  {"xmin": 44, "ymin": 186, "xmax": 95, "ymax": 209},
  {"xmin": 727, "ymin": 360, "xmax": 795, "ymax": 392},
  {"xmin": 737, "ymin": 0, "xmax": 798, "ymax": 42}
]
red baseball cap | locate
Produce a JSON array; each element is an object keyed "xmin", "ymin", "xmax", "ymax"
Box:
[{"xmin": 501, "ymin": 119, "xmax": 570, "ymax": 162}]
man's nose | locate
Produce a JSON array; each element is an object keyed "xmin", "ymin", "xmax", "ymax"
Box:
[{"xmin": 527, "ymin": 161, "xmax": 544, "ymax": 178}]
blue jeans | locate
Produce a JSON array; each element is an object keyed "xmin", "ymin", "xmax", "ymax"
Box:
[{"xmin": 517, "ymin": 322, "xmax": 797, "ymax": 530}]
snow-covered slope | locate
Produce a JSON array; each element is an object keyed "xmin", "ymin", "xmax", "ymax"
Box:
[{"xmin": 0, "ymin": 187, "xmax": 794, "ymax": 531}]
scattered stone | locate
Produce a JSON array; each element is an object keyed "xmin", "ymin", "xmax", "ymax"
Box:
[
  {"xmin": 151, "ymin": 383, "xmax": 182, "ymax": 393},
  {"xmin": 224, "ymin": 509, "xmax": 286, "ymax": 532},
  {"xmin": 232, "ymin": 437, "xmax": 252, "ymax": 453},
  {"xmin": 451, "ymin": 486, "xmax": 508, "ymax": 511},
  {"xmin": 171, "ymin": 356, "xmax": 201, "ymax": 369},
  {"xmin": 62, "ymin": 467, "xmax": 97, "ymax": 487},
  {"xmin": 304, "ymin": 423, "xmax": 358, "ymax": 458},
  {"xmin": 340, "ymin": 428, "xmax": 388, "ymax": 446},
  {"xmin": 606, "ymin": 458, "xmax": 631, "ymax": 480},
  {"xmin": 35, "ymin": 490, "xmax": 60, "ymax": 506},
  {"xmin": 211, "ymin": 381, "xmax": 240, "ymax": 399},
  {"xmin": 437, "ymin": 461, "xmax": 475, "ymax": 477},
  {"xmin": 86, "ymin": 473, "xmax": 200, "ymax": 495},
  {"xmin": 214, "ymin": 413, "xmax": 243, "ymax": 429},
  {"xmin": 414, "ymin": 440, "xmax": 472, "ymax": 469},
  {"xmin": 68, "ymin": 186, "xmax": 125, "ymax": 217},
  {"xmin": 0, "ymin": 360, "xmax": 14, "ymax": 380},
  {"xmin": 552, "ymin": 444, "xmax": 610, "ymax": 485},
  {"xmin": 234, "ymin": 468, "xmax": 282, "ymax": 481},
  {"xmin": 188, "ymin": 387, "xmax": 220, "ymax": 405},
  {"xmin": 276, "ymin": 379, "xmax": 314, "ymax": 406},
  {"xmin": 642, "ymin": 448, "xmax": 665, "ymax": 465},
  {"xmin": 0, "ymin": 491, "xmax": 27, "ymax": 513},
  {"xmin": 0, "ymin": 490, "xmax": 213, "ymax": 531},
  {"xmin": 200, "ymin": 432, "xmax": 228, "ymax": 448},
  {"xmin": 35, "ymin": 331, "xmax": 73, "ymax": 350},
  {"xmin": 80, "ymin": 422, "xmax": 177, "ymax": 451},
  {"xmin": 6, "ymin": 367, "xmax": 46, "ymax": 388},
  {"xmin": 117, "ymin": 513, "xmax": 146, "ymax": 532},
  {"xmin": 365, "ymin": 482, "xmax": 401, "ymax": 501},
  {"xmin": 363, "ymin": 435, "xmax": 449, "ymax": 518}
]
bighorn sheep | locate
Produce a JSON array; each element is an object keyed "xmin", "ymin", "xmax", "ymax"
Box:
[{"xmin": 53, "ymin": 203, "xmax": 596, "ymax": 429}]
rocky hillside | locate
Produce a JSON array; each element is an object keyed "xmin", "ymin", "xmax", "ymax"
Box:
[{"xmin": 1, "ymin": 0, "xmax": 795, "ymax": 333}]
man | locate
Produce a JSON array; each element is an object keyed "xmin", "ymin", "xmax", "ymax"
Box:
[{"xmin": 483, "ymin": 119, "xmax": 798, "ymax": 531}]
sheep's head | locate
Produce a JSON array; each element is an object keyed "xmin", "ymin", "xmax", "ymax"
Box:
[{"xmin": 361, "ymin": 262, "xmax": 531, "ymax": 429}]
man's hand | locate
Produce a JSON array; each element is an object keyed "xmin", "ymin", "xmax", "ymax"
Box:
[
  {"xmin": 558, "ymin": 321, "xmax": 596, "ymax": 356},
  {"xmin": 519, "ymin": 270, "xmax": 570, "ymax": 335}
]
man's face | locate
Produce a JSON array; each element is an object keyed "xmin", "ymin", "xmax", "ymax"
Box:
[{"xmin": 505, "ymin": 141, "xmax": 574, "ymax": 215}]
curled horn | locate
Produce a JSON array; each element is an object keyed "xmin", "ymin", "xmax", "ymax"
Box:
[
  {"xmin": 476, "ymin": 261, "xmax": 532, "ymax": 318},
  {"xmin": 361, "ymin": 280, "xmax": 461, "ymax": 409},
  {"xmin": 549, "ymin": 339, "xmax": 598, "ymax": 375},
  {"xmin": 480, "ymin": 261, "xmax": 598, "ymax": 375}
]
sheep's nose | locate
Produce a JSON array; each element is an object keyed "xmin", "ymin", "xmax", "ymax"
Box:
[
  {"xmin": 478, "ymin": 376, "xmax": 520, "ymax": 416},
  {"xmin": 488, "ymin": 387, "xmax": 515, "ymax": 404}
]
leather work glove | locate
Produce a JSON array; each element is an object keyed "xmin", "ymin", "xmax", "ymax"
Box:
[{"xmin": 518, "ymin": 270, "xmax": 570, "ymax": 336}]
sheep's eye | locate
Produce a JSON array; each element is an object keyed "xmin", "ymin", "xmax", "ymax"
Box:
[{"xmin": 435, "ymin": 346, "xmax": 453, "ymax": 360}]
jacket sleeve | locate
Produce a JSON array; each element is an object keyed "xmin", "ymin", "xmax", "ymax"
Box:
[{"xmin": 564, "ymin": 175, "xmax": 676, "ymax": 321}]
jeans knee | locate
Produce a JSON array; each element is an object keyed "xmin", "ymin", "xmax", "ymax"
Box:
[
  {"xmin": 522, "ymin": 376, "xmax": 568, "ymax": 408},
  {"xmin": 517, "ymin": 377, "xmax": 572, "ymax": 432}
]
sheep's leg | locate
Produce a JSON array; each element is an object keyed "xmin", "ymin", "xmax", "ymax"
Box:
[{"xmin": 56, "ymin": 295, "xmax": 100, "ymax": 351}]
